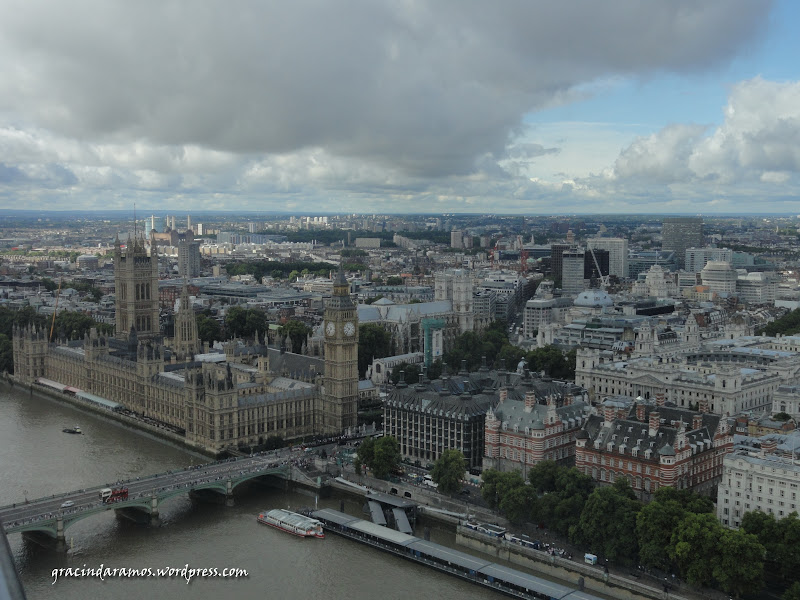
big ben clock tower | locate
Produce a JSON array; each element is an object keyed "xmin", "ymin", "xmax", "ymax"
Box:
[{"xmin": 323, "ymin": 266, "xmax": 359, "ymax": 434}]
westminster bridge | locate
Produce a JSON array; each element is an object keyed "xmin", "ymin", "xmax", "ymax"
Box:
[{"xmin": 0, "ymin": 451, "xmax": 307, "ymax": 551}]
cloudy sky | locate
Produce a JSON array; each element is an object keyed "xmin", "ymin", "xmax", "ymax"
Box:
[{"xmin": 0, "ymin": 0, "xmax": 797, "ymax": 214}]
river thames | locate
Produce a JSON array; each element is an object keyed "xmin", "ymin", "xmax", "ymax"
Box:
[{"xmin": 0, "ymin": 385, "xmax": 582, "ymax": 600}]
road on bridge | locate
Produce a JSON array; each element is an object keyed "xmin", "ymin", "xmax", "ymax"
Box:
[{"xmin": 0, "ymin": 446, "xmax": 302, "ymax": 529}]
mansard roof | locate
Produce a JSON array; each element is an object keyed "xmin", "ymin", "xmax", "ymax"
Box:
[
  {"xmin": 582, "ymin": 403, "xmax": 721, "ymax": 459},
  {"xmin": 492, "ymin": 397, "xmax": 587, "ymax": 431},
  {"xmin": 384, "ymin": 378, "xmax": 497, "ymax": 418}
]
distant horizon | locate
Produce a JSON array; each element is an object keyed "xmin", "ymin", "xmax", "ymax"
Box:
[{"xmin": 0, "ymin": 208, "xmax": 798, "ymax": 220}]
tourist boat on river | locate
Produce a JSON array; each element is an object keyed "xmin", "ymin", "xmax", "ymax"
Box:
[
  {"xmin": 62, "ymin": 425, "xmax": 82, "ymax": 434},
  {"xmin": 257, "ymin": 509, "xmax": 324, "ymax": 538}
]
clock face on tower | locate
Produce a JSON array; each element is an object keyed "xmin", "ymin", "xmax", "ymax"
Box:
[
  {"xmin": 325, "ymin": 321, "xmax": 336, "ymax": 336},
  {"xmin": 344, "ymin": 322, "xmax": 355, "ymax": 336}
]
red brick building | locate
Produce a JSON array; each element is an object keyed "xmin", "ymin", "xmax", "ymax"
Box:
[
  {"xmin": 575, "ymin": 395, "xmax": 733, "ymax": 501},
  {"xmin": 484, "ymin": 383, "xmax": 589, "ymax": 472}
]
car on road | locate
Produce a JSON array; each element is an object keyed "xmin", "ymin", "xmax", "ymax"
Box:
[
  {"xmin": 459, "ymin": 488, "xmax": 470, "ymax": 495},
  {"xmin": 60, "ymin": 500, "xmax": 74, "ymax": 508}
]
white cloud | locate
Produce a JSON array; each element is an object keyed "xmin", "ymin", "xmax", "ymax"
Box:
[
  {"xmin": 0, "ymin": 1, "xmax": 779, "ymax": 211},
  {"xmin": 605, "ymin": 78, "xmax": 800, "ymax": 190}
]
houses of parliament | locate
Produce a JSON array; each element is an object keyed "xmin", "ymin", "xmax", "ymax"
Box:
[{"xmin": 12, "ymin": 236, "xmax": 359, "ymax": 455}]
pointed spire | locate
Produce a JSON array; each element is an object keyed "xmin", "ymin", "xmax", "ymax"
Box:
[{"xmin": 335, "ymin": 263, "xmax": 347, "ymax": 286}]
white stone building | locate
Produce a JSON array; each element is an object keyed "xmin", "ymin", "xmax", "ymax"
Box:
[{"xmin": 718, "ymin": 438, "xmax": 800, "ymax": 528}]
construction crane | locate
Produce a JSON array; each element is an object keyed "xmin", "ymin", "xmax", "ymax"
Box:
[
  {"xmin": 516, "ymin": 235, "xmax": 529, "ymax": 273},
  {"xmin": 588, "ymin": 247, "xmax": 610, "ymax": 290}
]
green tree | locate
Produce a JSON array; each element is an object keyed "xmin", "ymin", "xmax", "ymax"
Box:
[
  {"xmin": 669, "ymin": 512, "xmax": 724, "ymax": 587},
  {"xmin": 497, "ymin": 343, "xmax": 526, "ymax": 371},
  {"xmin": 390, "ymin": 362, "xmax": 420, "ymax": 385},
  {"xmin": 279, "ymin": 319, "xmax": 311, "ymax": 352},
  {"xmin": 54, "ymin": 311, "xmax": 109, "ymax": 340},
  {"xmin": 427, "ymin": 359, "xmax": 443, "ymax": 381},
  {"xmin": 636, "ymin": 499, "xmax": 686, "ymax": 570},
  {"xmin": 358, "ymin": 323, "xmax": 392, "ymax": 378},
  {"xmin": 225, "ymin": 306, "xmax": 270, "ymax": 339},
  {"xmin": 712, "ymin": 528, "xmax": 765, "ymax": 598},
  {"xmin": 528, "ymin": 460, "xmax": 560, "ymax": 493},
  {"xmin": 224, "ymin": 306, "xmax": 248, "ymax": 337},
  {"xmin": 572, "ymin": 480, "xmax": 641, "ymax": 565},
  {"xmin": 431, "ymin": 449, "xmax": 465, "ymax": 495},
  {"xmin": 385, "ymin": 276, "xmax": 403, "ymax": 286},
  {"xmin": 526, "ymin": 345, "xmax": 576, "ymax": 380},
  {"xmin": 548, "ymin": 468, "xmax": 594, "ymax": 535},
  {"xmin": 784, "ymin": 582, "xmax": 800, "ymax": 600},
  {"xmin": 777, "ymin": 513, "xmax": 800, "ymax": 582},
  {"xmin": 480, "ymin": 469, "xmax": 525, "ymax": 509},
  {"xmin": 741, "ymin": 510, "xmax": 781, "ymax": 575},
  {"xmin": 500, "ymin": 485, "xmax": 536, "ymax": 524},
  {"xmin": 356, "ymin": 437, "xmax": 376, "ymax": 469},
  {"xmin": 196, "ymin": 314, "xmax": 221, "ymax": 344},
  {"xmin": 761, "ymin": 308, "xmax": 800, "ymax": 336},
  {"xmin": 371, "ymin": 436, "xmax": 401, "ymax": 479}
]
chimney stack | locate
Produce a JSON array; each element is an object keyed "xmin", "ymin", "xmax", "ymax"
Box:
[
  {"xmin": 655, "ymin": 392, "xmax": 666, "ymax": 407},
  {"xmin": 692, "ymin": 414, "xmax": 703, "ymax": 431},
  {"xmin": 649, "ymin": 411, "xmax": 660, "ymax": 437},
  {"xmin": 524, "ymin": 391, "xmax": 536, "ymax": 412},
  {"xmin": 636, "ymin": 403, "xmax": 646, "ymax": 422},
  {"xmin": 761, "ymin": 437, "xmax": 778, "ymax": 456},
  {"xmin": 603, "ymin": 404, "xmax": 615, "ymax": 426},
  {"xmin": 498, "ymin": 389, "xmax": 507, "ymax": 404}
]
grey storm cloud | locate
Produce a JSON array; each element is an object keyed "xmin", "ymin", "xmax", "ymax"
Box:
[{"xmin": 0, "ymin": 0, "xmax": 771, "ymax": 179}]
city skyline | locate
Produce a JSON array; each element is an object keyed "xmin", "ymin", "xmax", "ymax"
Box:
[{"xmin": 1, "ymin": 1, "xmax": 798, "ymax": 214}]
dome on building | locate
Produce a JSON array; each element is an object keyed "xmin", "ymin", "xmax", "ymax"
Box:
[
  {"xmin": 659, "ymin": 444, "xmax": 676, "ymax": 456},
  {"xmin": 574, "ymin": 290, "xmax": 614, "ymax": 308}
]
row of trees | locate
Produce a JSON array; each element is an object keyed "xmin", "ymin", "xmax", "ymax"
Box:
[
  {"xmin": 760, "ymin": 308, "xmax": 800, "ymax": 337},
  {"xmin": 357, "ymin": 321, "xmax": 577, "ymax": 382},
  {"xmin": 0, "ymin": 306, "xmax": 113, "ymax": 374},
  {"xmin": 443, "ymin": 322, "xmax": 576, "ymax": 379},
  {"xmin": 219, "ymin": 307, "xmax": 311, "ymax": 351},
  {"xmin": 480, "ymin": 462, "xmax": 767, "ymax": 598},
  {"xmin": 40, "ymin": 278, "xmax": 104, "ymax": 303},
  {"xmin": 740, "ymin": 511, "xmax": 800, "ymax": 585},
  {"xmin": 226, "ymin": 260, "xmax": 336, "ymax": 282}
]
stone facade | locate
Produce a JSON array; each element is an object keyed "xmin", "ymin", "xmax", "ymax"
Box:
[
  {"xmin": 12, "ymin": 246, "xmax": 359, "ymax": 454},
  {"xmin": 322, "ymin": 268, "xmax": 360, "ymax": 434},
  {"xmin": 718, "ymin": 437, "xmax": 800, "ymax": 528},
  {"xmin": 575, "ymin": 346, "xmax": 784, "ymax": 415}
]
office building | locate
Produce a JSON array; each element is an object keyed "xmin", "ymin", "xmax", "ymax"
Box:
[
  {"xmin": 685, "ymin": 247, "xmax": 733, "ymax": 273},
  {"xmin": 549, "ymin": 243, "xmax": 571, "ymax": 283},
  {"xmin": 700, "ymin": 261, "xmax": 738, "ymax": 295},
  {"xmin": 718, "ymin": 437, "xmax": 800, "ymax": 528},
  {"xmin": 561, "ymin": 249, "xmax": 586, "ymax": 295},
  {"xmin": 662, "ymin": 217, "xmax": 703, "ymax": 270},
  {"xmin": 178, "ymin": 239, "xmax": 201, "ymax": 279},
  {"xmin": 587, "ymin": 238, "xmax": 628, "ymax": 279}
]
